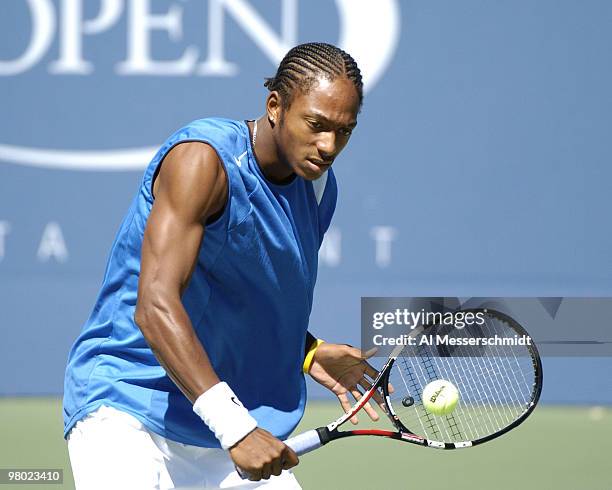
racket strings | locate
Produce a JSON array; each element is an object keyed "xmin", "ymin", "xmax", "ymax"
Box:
[
  {"xmin": 387, "ymin": 312, "xmax": 538, "ymax": 444},
  {"xmin": 412, "ymin": 348, "xmax": 443, "ymax": 437},
  {"xmin": 396, "ymin": 357, "xmax": 433, "ymax": 438},
  {"xmin": 483, "ymin": 318, "xmax": 534, "ymax": 405},
  {"xmin": 414, "ymin": 346, "xmax": 463, "ymax": 440},
  {"xmin": 478, "ymin": 318, "xmax": 534, "ymax": 419}
]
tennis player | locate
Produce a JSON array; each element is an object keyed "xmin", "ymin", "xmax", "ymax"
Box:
[{"xmin": 63, "ymin": 42, "xmax": 381, "ymax": 489}]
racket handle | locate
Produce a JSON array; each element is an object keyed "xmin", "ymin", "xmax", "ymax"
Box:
[
  {"xmin": 235, "ymin": 429, "xmax": 324, "ymax": 479},
  {"xmin": 284, "ymin": 429, "xmax": 323, "ymax": 456}
]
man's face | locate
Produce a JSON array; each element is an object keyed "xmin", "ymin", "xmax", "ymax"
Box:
[{"xmin": 273, "ymin": 77, "xmax": 360, "ymax": 181}]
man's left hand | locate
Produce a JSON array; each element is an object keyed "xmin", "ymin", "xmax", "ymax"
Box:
[{"xmin": 307, "ymin": 343, "xmax": 391, "ymax": 424}]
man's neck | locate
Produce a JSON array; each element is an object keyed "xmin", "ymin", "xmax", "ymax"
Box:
[{"xmin": 249, "ymin": 117, "xmax": 295, "ymax": 184}]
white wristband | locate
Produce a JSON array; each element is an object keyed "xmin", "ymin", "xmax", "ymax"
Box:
[{"xmin": 193, "ymin": 382, "xmax": 258, "ymax": 450}]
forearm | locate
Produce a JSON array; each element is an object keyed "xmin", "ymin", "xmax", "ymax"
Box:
[{"xmin": 135, "ymin": 296, "xmax": 219, "ymax": 403}]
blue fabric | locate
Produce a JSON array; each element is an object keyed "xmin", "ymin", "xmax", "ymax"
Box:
[{"xmin": 63, "ymin": 118, "xmax": 337, "ymax": 447}]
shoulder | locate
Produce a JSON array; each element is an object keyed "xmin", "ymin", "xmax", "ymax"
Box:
[
  {"xmin": 177, "ymin": 117, "xmax": 246, "ymax": 151},
  {"xmin": 163, "ymin": 141, "xmax": 223, "ymax": 171},
  {"xmin": 154, "ymin": 142, "xmax": 228, "ymax": 221},
  {"xmin": 160, "ymin": 141, "xmax": 226, "ymax": 192}
]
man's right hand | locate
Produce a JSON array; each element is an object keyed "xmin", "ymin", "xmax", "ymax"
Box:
[{"xmin": 229, "ymin": 428, "xmax": 299, "ymax": 481}]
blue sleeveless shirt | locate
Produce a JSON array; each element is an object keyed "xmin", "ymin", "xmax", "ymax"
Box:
[{"xmin": 63, "ymin": 118, "xmax": 337, "ymax": 447}]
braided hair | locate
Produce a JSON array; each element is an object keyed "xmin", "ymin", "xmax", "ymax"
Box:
[{"xmin": 264, "ymin": 42, "xmax": 363, "ymax": 110}]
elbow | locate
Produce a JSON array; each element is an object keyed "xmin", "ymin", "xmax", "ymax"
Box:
[
  {"xmin": 134, "ymin": 305, "xmax": 147, "ymax": 332},
  {"xmin": 134, "ymin": 302, "xmax": 154, "ymax": 347},
  {"xmin": 134, "ymin": 293, "xmax": 154, "ymax": 331},
  {"xmin": 134, "ymin": 301, "xmax": 165, "ymax": 352},
  {"xmin": 134, "ymin": 285, "xmax": 183, "ymax": 350},
  {"xmin": 134, "ymin": 293, "xmax": 168, "ymax": 347}
]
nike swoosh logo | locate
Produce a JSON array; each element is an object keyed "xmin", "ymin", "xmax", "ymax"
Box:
[{"xmin": 233, "ymin": 150, "xmax": 248, "ymax": 168}]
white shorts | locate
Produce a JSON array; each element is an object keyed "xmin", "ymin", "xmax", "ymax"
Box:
[{"xmin": 67, "ymin": 405, "xmax": 301, "ymax": 490}]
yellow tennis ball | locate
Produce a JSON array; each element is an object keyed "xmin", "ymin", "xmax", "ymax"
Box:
[{"xmin": 422, "ymin": 380, "xmax": 459, "ymax": 416}]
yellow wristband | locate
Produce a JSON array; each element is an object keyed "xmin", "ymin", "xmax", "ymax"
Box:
[{"xmin": 303, "ymin": 339, "xmax": 325, "ymax": 374}]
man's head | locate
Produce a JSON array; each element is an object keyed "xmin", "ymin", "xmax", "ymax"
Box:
[{"xmin": 264, "ymin": 42, "xmax": 363, "ymax": 181}]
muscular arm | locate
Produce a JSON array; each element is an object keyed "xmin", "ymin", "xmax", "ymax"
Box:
[
  {"xmin": 134, "ymin": 142, "xmax": 227, "ymax": 403},
  {"xmin": 134, "ymin": 143, "xmax": 298, "ymax": 480},
  {"xmin": 133, "ymin": 142, "xmax": 298, "ymax": 479}
]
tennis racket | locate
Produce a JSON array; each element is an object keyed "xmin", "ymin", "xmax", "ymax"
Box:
[{"xmin": 284, "ymin": 308, "xmax": 542, "ymax": 455}]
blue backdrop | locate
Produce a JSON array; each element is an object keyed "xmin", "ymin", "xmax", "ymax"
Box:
[{"xmin": 1, "ymin": 1, "xmax": 611, "ymax": 403}]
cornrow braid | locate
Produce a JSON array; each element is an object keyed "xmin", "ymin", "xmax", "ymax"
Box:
[{"xmin": 264, "ymin": 42, "xmax": 363, "ymax": 110}]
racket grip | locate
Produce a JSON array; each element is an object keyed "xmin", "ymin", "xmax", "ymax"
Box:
[
  {"xmin": 235, "ymin": 429, "xmax": 323, "ymax": 480},
  {"xmin": 284, "ymin": 429, "xmax": 323, "ymax": 456}
]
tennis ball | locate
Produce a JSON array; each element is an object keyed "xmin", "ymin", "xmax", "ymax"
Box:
[{"xmin": 422, "ymin": 379, "xmax": 459, "ymax": 416}]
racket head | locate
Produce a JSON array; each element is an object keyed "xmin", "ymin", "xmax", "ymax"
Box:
[{"xmin": 380, "ymin": 308, "xmax": 542, "ymax": 448}]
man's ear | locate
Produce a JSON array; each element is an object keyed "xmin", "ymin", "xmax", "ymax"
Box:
[{"xmin": 266, "ymin": 91, "xmax": 281, "ymax": 128}]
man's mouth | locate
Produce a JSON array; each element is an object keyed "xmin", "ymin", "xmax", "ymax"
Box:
[{"xmin": 308, "ymin": 159, "xmax": 333, "ymax": 167}]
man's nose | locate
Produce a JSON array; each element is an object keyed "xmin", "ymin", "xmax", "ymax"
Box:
[{"xmin": 316, "ymin": 131, "xmax": 336, "ymax": 158}]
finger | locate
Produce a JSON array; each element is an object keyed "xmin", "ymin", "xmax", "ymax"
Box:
[
  {"xmin": 236, "ymin": 465, "xmax": 251, "ymax": 481},
  {"xmin": 247, "ymin": 468, "xmax": 262, "ymax": 482},
  {"xmin": 271, "ymin": 455, "xmax": 282, "ymax": 477},
  {"xmin": 351, "ymin": 390, "xmax": 380, "ymax": 422},
  {"xmin": 363, "ymin": 399, "xmax": 380, "ymax": 422},
  {"xmin": 350, "ymin": 388, "xmax": 363, "ymax": 402},
  {"xmin": 282, "ymin": 446, "xmax": 299, "ymax": 469},
  {"xmin": 338, "ymin": 392, "xmax": 358, "ymax": 425},
  {"xmin": 351, "ymin": 389, "xmax": 380, "ymax": 422},
  {"xmin": 361, "ymin": 360, "xmax": 380, "ymax": 381},
  {"xmin": 337, "ymin": 392, "xmax": 354, "ymax": 412},
  {"xmin": 361, "ymin": 347, "xmax": 378, "ymax": 359},
  {"xmin": 344, "ymin": 345, "xmax": 369, "ymax": 363},
  {"xmin": 351, "ymin": 386, "xmax": 380, "ymax": 421},
  {"xmin": 350, "ymin": 388, "xmax": 368, "ymax": 425},
  {"xmin": 262, "ymin": 462, "xmax": 273, "ymax": 481},
  {"xmin": 358, "ymin": 379, "xmax": 385, "ymax": 408}
]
